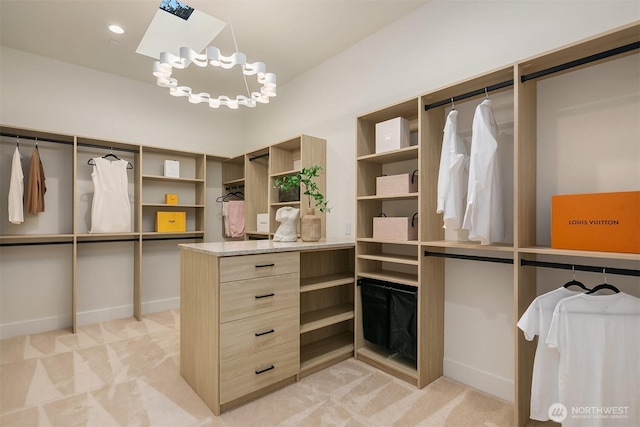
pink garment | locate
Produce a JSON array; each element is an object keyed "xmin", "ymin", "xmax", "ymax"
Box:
[{"xmin": 227, "ymin": 200, "xmax": 245, "ymax": 238}]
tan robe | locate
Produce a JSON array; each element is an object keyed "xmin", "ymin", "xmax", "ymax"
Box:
[{"xmin": 26, "ymin": 148, "xmax": 46, "ymax": 214}]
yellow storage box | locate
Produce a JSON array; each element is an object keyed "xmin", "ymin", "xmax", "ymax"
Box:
[
  {"xmin": 156, "ymin": 211, "xmax": 186, "ymax": 232},
  {"xmin": 165, "ymin": 194, "xmax": 178, "ymax": 204}
]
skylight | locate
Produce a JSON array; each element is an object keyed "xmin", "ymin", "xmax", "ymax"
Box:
[{"xmin": 159, "ymin": 0, "xmax": 194, "ymax": 21}]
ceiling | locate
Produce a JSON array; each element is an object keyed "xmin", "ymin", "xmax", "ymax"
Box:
[{"xmin": 0, "ymin": 0, "xmax": 428, "ymax": 104}]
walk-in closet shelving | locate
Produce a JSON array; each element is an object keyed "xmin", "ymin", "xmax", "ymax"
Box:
[
  {"xmin": 355, "ymin": 97, "xmax": 430, "ymax": 386},
  {"xmin": 354, "ymin": 22, "xmax": 639, "ymax": 426},
  {"xmin": 299, "ymin": 247, "xmax": 355, "ymax": 378},
  {"xmin": 0, "ymin": 125, "xmax": 226, "ymax": 337}
]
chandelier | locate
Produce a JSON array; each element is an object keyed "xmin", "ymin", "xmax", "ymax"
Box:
[{"xmin": 153, "ymin": 47, "xmax": 276, "ymax": 109}]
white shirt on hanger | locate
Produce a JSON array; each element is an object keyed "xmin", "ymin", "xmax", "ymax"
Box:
[
  {"xmin": 517, "ymin": 287, "xmax": 580, "ymax": 421},
  {"xmin": 546, "ymin": 292, "xmax": 640, "ymax": 427},
  {"xmin": 8, "ymin": 146, "xmax": 24, "ymax": 224},
  {"xmin": 436, "ymin": 109, "xmax": 469, "ymax": 230},
  {"xmin": 462, "ymin": 99, "xmax": 504, "ymax": 245}
]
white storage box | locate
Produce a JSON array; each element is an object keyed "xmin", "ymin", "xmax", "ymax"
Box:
[
  {"xmin": 373, "ymin": 215, "xmax": 418, "ymax": 241},
  {"xmin": 164, "ymin": 160, "xmax": 180, "ymax": 178},
  {"xmin": 293, "ymin": 159, "xmax": 301, "ymax": 171},
  {"xmin": 375, "ymin": 117, "xmax": 410, "ymax": 153},
  {"xmin": 376, "ymin": 172, "xmax": 418, "ymax": 196},
  {"xmin": 257, "ymin": 213, "xmax": 269, "ymax": 232}
]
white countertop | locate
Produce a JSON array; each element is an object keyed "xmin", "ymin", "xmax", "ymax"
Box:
[{"xmin": 179, "ymin": 238, "xmax": 355, "ymax": 257}]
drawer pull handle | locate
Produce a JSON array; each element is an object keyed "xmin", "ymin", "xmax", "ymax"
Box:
[
  {"xmin": 255, "ymin": 329, "xmax": 275, "ymax": 337},
  {"xmin": 255, "ymin": 263, "xmax": 275, "ymax": 268},
  {"xmin": 255, "ymin": 365, "xmax": 275, "ymax": 375},
  {"xmin": 255, "ymin": 293, "xmax": 275, "ymax": 299}
]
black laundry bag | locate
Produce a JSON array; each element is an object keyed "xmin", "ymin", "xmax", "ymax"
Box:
[
  {"xmin": 359, "ymin": 279, "xmax": 390, "ymax": 348},
  {"xmin": 388, "ymin": 284, "xmax": 418, "ymax": 362}
]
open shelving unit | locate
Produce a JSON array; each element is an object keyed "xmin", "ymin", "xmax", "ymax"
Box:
[
  {"xmin": 354, "ymin": 21, "xmax": 639, "ymax": 427},
  {"xmin": 0, "ymin": 125, "xmax": 227, "ymax": 333}
]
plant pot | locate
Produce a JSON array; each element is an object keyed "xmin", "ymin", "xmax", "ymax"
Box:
[
  {"xmin": 278, "ymin": 186, "xmax": 300, "ymax": 203},
  {"xmin": 300, "ymin": 208, "xmax": 321, "ymax": 242}
]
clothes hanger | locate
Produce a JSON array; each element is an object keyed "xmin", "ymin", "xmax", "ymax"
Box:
[
  {"xmin": 484, "ymin": 88, "xmax": 489, "ymax": 100},
  {"xmin": 563, "ymin": 265, "xmax": 591, "ymax": 292},
  {"xmin": 450, "ymin": 98, "xmax": 455, "ymax": 110},
  {"xmin": 87, "ymin": 148, "xmax": 133, "ymax": 169},
  {"xmin": 586, "ymin": 268, "xmax": 620, "ymax": 295}
]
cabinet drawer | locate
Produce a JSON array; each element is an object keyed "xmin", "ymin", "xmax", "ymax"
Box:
[
  {"xmin": 220, "ymin": 307, "xmax": 299, "ymax": 363},
  {"xmin": 220, "ymin": 273, "xmax": 299, "ymax": 322},
  {"xmin": 220, "ymin": 340, "xmax": 300, "ymax": 404},
  {"xmin": 220, "ymin": 252, "xmax": 299, "ymax": 283}
]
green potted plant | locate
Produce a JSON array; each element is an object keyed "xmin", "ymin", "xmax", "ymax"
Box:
[{"xmin": 274, "ymin": 165, "xmax": 330, "ymax": 241}]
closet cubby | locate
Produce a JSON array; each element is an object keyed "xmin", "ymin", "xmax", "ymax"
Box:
[
  {"xmin": 244, "ymin": 147, "xmax": 270, "ymax": 239},
  {"xmin": 354, "ymin": 22, "xmax": 639, "ymax": 426},
  {"xmin": 0, "ymin": 124, "xmax": 227, "ymax": 336},
  {"xmin": 269, "ymin": 135, "xmax": 326, "ymax": 237},
  {"xmin": 221, "ymin": 155, "xmax": 245, "ymax": 188},
  {"xmin": 299, "ymin": 247, "xmax": 355, "ymax": 378}
]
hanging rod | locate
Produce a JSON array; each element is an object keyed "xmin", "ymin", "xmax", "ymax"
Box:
[
  {"xmin": 249, "ymin": 153, "xmax": 269, "ymax": 161},
  {"xmin": 77, "ymin": 142, "xmax": 138, "ymax": 154},
  {"xmin": 424, "ymin": 79, "xmax": 514, "ymax": 111},
  {"xmin": 423, "ymin": 250, "xmax": 514, "ymax": 264},
  {"xmin": 0, "ymin": 240, "xmax": 73, "ymax": 247},
  {"xmin": 520, "ymin": 259, "xmax": 640, "ymax": 277},
  {"xmin": 0, "ymin": 132, "xmax": 73, "ymax": 146},
  {"xmin": 521, "ymin": 41, "xmax": 640, "ymax": 83},
  {"xmin": 144, "ymin": 235, "xmax": 204, "ymax": 242}
]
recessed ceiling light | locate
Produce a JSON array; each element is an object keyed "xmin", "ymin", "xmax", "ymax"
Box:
[{"xmin": 109, "ymin": 25, "xmax": 125, "ymax": 34}]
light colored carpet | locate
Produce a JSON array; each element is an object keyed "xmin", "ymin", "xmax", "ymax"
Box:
[{"xmin": 1, "ymin": 310, "xmax": 514, "ymax": 426}]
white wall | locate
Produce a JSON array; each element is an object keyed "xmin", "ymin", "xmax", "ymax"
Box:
[
  {"xmin": 0, "ymin": 46, "xmax": 243, "ymax": 156},
  {"xmin": 0, "ymin": 0, "xmax": 638, "ymax": 402}
]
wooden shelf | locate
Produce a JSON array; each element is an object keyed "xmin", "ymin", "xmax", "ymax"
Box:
[
  {"xmin": 142, "ymin": 203, "xmax": 204, "ymax": 208},
  {"xmin": 270, "ymin": 169, "xmax": 300, "ymax": 178},
  {"xmin": 300, "ymin": 332, "xmax": 354, "ymax": 373},
  {"xmin": 357, "ymin": 253, "xmax": 419, "ymax": 266},
  {"xmin": 141, "ymin": 231, "xmax": 204, "ymax": 239},
  {"xmin": 356, "ymin": 344, "xmax": 417, "ymax": 380},
  {"xmin": 357, "ymin": 270, "xmax": 419, "ymax": 287},
  {"xmin": 0, "ymin": 234, "xmax": 74, "ymax": 244},
  {"xmin": 357, "ymin": 238, "xmax": 419, "ymax": 246},
  {"xmin": 300, "ymin": 273, "xmax": 355, "ymax": 293},
  {"xmin": 223, "ymin": 178, "xmax": 245, "ymax": 186},
  {"xmin": 76, "ymin": 233, "xmax": 139, "ymax": 242},
  {"xmin": 517, "ymin": 246, "xmax": 640, "ymax": 261},
  {"xmin": 245, "ymin": 231, "xmax": 271, "ymax": 237},
  {"xmin": 421, "ymin": 240, "xmax": 515, "ymax": 252},
  {"xmin": 142, "ymin": 174, "xmax": 204, "ymax": 184},
  {"xmin": 357, "ymin": 193, "xmax": 418, "ymax": 201},
  {"xmin": 270, "ymin": 201, "xmax": 301, "ymax": 207},
  {"xmin": 357, "ymin": 146, "xmax": 419, "ymax": 164},
  {"xmin": 300, "ymin": 303, "xmax": 354, "ymax": 334}
]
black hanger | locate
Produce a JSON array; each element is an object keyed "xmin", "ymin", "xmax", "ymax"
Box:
[
  {"xmin": 563, "ymin": 266, "xmax": 591, "ymax": 292},
  {"xmin": 88, "ymin": 148, "xmax": 133, "ymax": 169},
  {"xmin": 586, "ymin": 268, "xmax": 620, "ymax": 295},
  {"xmin": 216, "ymin": 190, "xmax": 244, "ymax": 203}
]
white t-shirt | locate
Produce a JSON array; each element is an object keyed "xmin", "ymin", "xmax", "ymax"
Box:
[
  {"xmin": 462, "ymin": 99, "xmax": 504, "ymax": 245},
  {"xmin": 8, "ymin": 147, "xmax": 24, "ymax": 224},
  {"xmin": 89, "ymin": 157, "xmax": 131, "ymax": 233},
  {"xmin": 517, "ymin": 287, "xmax": 580, "ymax": 421},
  {"xmin": 436, "ymin": 109, "xmax": 469, "ymax": 230},
  {"xmin": 546, "ymin": 292, "xmax": 640, "ymax": 427}
]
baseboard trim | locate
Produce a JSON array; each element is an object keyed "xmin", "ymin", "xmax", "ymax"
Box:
[
  {"xmin": 0, "ymin": 298, "xmax": 182, "ymax": 340},
  {"xmin": 443, "ymin": 357, "xmax": 514, "ymax": 402},
  {"xmin": 142, "ymin": 297, "xmax": 180, "ymax": 315}
]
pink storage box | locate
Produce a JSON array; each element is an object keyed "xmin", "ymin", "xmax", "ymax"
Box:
[
  {"xmin": 373, "ymin": 215, "xmax": 418, "ymax": 241},
  {"xmin": 376, "ymin": 172, "xmax": 418, "ymax": 196}
]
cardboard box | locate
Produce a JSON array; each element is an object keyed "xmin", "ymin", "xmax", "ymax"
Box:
[
  {"xmin": 376, "ymin": 172, "xmax": 418, "ymax": 196},
  {"xmin": 551, "ymin": 191, "xmax": 640, "ymax": 254},
  {"xmin": 373, "ymin": 216, "xmax": 418, "ymax": 241},
  {"xmin": 375, "ymin": 117, "xmax": 410, "ymax": 153},
  {"xmin": 164, "ymin": 160, "xmax": 180, "ymax": 178},
  {"xmin": 257, "ymin": 213, "xmax": 269, "ymax": 232},
  {"xmin": 156, "ymin": 211, "xmax": 186, "ymax": 232},
  {"xmin": 165, "ymin": 194, "xmax": 178, "ymax": 205}
]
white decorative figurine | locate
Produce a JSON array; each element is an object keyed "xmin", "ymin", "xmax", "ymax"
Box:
[{"xmin": 273, "ymin": 207, "xmax": 300, "ymax": 242}]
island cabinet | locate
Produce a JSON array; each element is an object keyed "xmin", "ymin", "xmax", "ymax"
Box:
[{"xmin": 179, "ymin": 239, "xmax": 354, "ymax": 415}]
